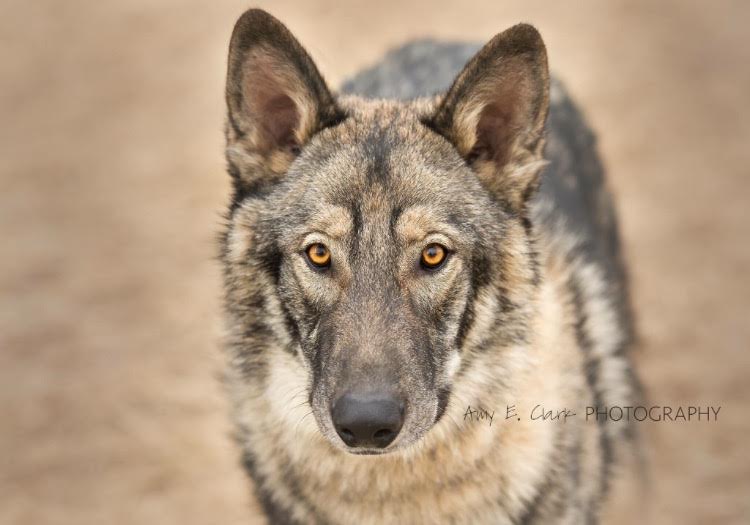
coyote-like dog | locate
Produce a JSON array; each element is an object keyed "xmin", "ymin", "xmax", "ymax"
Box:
[{"xmin": 220, "ymin": 9, "xmax": 642, "ymax": 524}]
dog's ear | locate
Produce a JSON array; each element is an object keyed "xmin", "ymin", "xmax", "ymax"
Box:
[
  {"xmin": 225, "ymin": 9, "xmax": 344, "ymax": 193},
  {"xmin": 426, "ymin": 24, "xmax": 549, "ymax": 211}
]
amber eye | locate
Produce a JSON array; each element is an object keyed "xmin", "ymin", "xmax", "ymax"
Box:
[
  {"xmin": 306, "ymin": 243, "xmax": 331, "ymax": 268},
  {"xmin": 420, "ymin": 243, "xmax": 447, "ymax": 269}
]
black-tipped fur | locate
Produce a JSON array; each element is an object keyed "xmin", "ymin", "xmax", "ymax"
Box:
[{"xmin": 220, "ymin": 10, "xmax": 642, "ymax": 525}]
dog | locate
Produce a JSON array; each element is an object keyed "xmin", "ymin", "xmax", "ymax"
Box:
[{"xmin": 219, "ymin": 8, "xmax": 643, "ymax": 524}]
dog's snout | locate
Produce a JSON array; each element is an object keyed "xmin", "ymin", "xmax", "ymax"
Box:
[{"xmin": 332, "ymin": 392, "xmax": 405, "ymax": 449}]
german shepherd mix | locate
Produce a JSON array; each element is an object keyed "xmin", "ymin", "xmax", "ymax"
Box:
[{"xmin": 220, "ymin": 8, "xmax": 643, "ymax": 524}]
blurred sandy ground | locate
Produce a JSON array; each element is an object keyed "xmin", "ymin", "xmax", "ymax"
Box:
[{"xmin": 1, "ymin": 1, "xmax": 749, "ymax": 523}]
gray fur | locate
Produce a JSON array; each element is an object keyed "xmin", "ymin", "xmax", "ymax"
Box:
[
  {"xmin": 221, "ymin": 12, "xmax": 642, "ymax": 524},
  {"xmin": 344, "ymin": 39, "xmax": 636, "ymax": 360},
  {"xmin": 343, "ymin": 41, "xmax": 631, "ymax": 301}
]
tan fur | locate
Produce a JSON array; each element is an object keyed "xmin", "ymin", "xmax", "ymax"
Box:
[
  {"xmin": 224, "ymin": 224, "xmax": 637, "ymax": 523},
  {"xmin": 221, "ymin": 11, "xmax": 641, "ymax": 524}
]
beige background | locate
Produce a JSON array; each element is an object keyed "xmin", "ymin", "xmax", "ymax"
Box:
[{"xmin": 2, "ymin": 1, "xmax": 749, "ymax": 523}]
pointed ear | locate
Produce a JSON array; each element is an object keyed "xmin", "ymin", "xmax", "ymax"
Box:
[
  {"xmin": 425, "ymin": 24, "xmax": 550, "ymax": 210},
  {"xmin": 225, "ymin": 9, "xmax": 344, "ymax": 193}
]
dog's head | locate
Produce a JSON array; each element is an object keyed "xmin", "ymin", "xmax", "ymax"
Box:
[{"xmin": 222, "ymin": 9, "xmax": 549, "ymax": 455}]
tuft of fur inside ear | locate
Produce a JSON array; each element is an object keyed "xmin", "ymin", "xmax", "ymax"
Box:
[
  {"xmin": 425, "ymin": 24, "xmax": 550, "ymax": 210},
  {"xmin": 225, "ymin": 9, "xmax": 344, "ymax": 194}
]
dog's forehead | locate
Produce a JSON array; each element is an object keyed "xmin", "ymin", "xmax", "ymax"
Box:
[
  {"xmin": 273, "ymin": 97, "xmax": 491, "ymax": 242},
  {"xmin": 299, "ymin": 99, "xmax": 471, "ymax": 201}
]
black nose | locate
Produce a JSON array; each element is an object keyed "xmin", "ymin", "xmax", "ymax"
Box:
[{"xmin": 332, "ymin": 392, "xmax": 405, "ymax": 449}]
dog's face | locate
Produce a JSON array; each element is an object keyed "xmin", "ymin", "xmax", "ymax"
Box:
[
  {"xmin": 222, "ymin": 10, "xmax": 549, "ymax": 454},
  {"xmin": 252, "ymin": 106, "xmax": 504, "ymax": 453}
]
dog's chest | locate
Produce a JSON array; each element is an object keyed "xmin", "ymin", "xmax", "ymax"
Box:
[{"xmin": 269, "ymin": 406, "xmax": 563, "ymax": 525}]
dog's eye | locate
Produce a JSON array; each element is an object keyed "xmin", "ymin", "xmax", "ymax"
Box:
[
  {"xmin": 306, "ymin": 243, "xmax": 331, "ymax": 268},
  {"xmin": 420, "ymin": 243, "xmax": 447, "ymax": 270}
]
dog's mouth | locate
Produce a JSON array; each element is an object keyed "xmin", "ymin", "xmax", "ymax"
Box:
[
  {"xmin": 329, "ymin": 429, "xmax": 416, "ymax": 456},
  {"xmin": 346, "ymin": 447, "xmax": 391, "ymax": 456}
]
